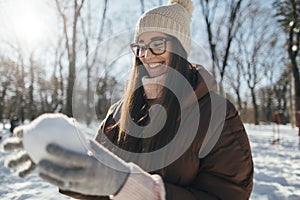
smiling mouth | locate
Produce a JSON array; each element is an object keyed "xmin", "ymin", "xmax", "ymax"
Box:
[{"xmin": 148, "ymin": 62, "xmax": 165, "ymax": 68}]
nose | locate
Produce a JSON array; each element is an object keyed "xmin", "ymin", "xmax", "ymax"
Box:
[{"xmin": 144, "ymin": 48, "xmax": 154, "ymax": 59}]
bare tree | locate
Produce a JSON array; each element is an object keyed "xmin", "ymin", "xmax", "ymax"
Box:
[
  {"xmin": 6, "ymin": 43, "xmax": 27, "ymax": 121},
  {"xmin": 264, "ymin": 35, "xmax": 286, "ymax": 122},
  {"xmin": 0, "ymin": 56, "xmax": 16, "ymax": 121},
  {"xmin": 226, "ymin": 54, "xmax": 243, "ymax": 112},
  {"xmin": 53, "ymin": 36, "xmax": 65, "ymax": 112},
  {"xmin": 273, "ymin": 70, "xmax": 289, "ymax": 122},
  {"xmin": 54, "ymin": 0, "xmax": 85, "ymax": 117},
  {"xmin": 273, "ymin": 0, "xmax": 300, "ymax": 117},
  {"xmin": 198, "ymin": 0, "xmax": 246, "ymax": 95},
  {"xmin": 80, "ymin": 0, "xmax": 108, "ymax": 124},
  {"xmin": 236, "ymin": 5, "xmax": 278, "ymax": 125},
  {"xmin": 27, "ymin": 54, "xmax": 36, "ymax": 120}
]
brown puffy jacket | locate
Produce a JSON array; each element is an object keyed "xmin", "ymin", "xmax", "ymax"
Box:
[{"xmin": 60, "ymin": 65, "xmax": 253, "ymax": 199}]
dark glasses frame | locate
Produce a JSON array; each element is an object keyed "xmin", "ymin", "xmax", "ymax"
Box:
[{"xmin": 130, "ymin": 36, "xmax": 173, "ymax": 58}]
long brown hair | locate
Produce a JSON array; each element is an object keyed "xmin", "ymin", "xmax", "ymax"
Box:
[{"xmin": 115, "ymin": 36, "xmax": 198, "ymax": 174}]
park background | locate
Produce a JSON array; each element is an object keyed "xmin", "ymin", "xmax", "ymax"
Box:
[
  {"xmin": 0, "ymin": 0, "xmax": 299, "ymax": 126},
  {"xmin": 0, "ymin": 0, "xmax": 300, "ymax": 199}
]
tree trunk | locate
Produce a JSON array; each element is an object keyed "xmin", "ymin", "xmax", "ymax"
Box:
[
  {"xmin": 0, "ymin": 82, "xmax": 8, "ymax": 121},
  {"xmin": 29, "ymin": 58, "xmax": 35, "ymax": 120},
  {"xmin": 56, "ymin": 0, "xmax": 85, "ymax": 117},
  {"xmin": 287, "ymin": 0, "xmax": 300, "ymax": 119},
  {"xmin": 251, "ymin": 88, "xmax": 259, "ymax": 125},
  {"xmin": 235, "ymin": 89, "xmax": 242, "ymax": 112},
  {"xmin": 290, "ymin": 55, "xmax": 300, "ymax": 111},
  {"xmin": 140, "ymin": 0, "xmax": 145, "ymax": 14},
  {"xmin": 199, "ymin": 0, "xmax": 244, "ymax": 96}
]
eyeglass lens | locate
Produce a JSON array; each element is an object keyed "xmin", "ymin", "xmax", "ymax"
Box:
[{"xmin": 131, "ymin": 39, "xmax": 167, "ymax": 57}]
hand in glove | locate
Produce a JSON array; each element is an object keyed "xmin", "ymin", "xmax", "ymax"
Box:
[
  {"xmin": 2, "ymin": 114, "xmax": 165, "ymax": 199},
  {"xmin": 38, "ymin": 140, "xmax": 130, "ymax": 196},
  {"xmin": 2, "ymin": 113, "xmax": 130, "ymax": 196},
  {"xmin": 2, "ymin": 126, "xmax": 37, "ymax": 177}
]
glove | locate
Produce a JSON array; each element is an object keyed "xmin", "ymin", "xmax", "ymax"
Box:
[
  {"xmin": 2, "ymin": 126, "xmax": 37, "ymax": 177},
  {"xmin": 3, "ymin": 113, "xmax": 130, "ymax": 196},
  {"xmin": 2, "ymin": 114, "xmax": 166, "ymax": 199},
  {"xmin": 38, "ymin": 140, "xmax": 130, "ymax": 196}
]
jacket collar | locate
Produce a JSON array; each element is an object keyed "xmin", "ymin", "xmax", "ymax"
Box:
[{"xmin": 182, "ymin": 64, "xmax": 218, "ymax": 109}]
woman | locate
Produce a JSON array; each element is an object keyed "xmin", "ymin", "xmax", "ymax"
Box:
[{"xmin": 3, "ymin": 0, "xmax": 253, "ymax": 199}]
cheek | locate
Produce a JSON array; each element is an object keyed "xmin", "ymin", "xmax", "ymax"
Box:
[{"xmin": 162, "ymin": 53, "xmax": 172, "ymax": 66}]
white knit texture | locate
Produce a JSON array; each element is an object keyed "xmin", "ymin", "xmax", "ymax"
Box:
[
  {"xmin": 169, "ymin": 0, "xmax": 194, "ymax": 17},
  {"xmin": 142, "ymin": 73, "xmax": 166, "ymax": 99},
  {"xmin": 113, "ymin": 163, "xmax": 166, "ymax": 200}
]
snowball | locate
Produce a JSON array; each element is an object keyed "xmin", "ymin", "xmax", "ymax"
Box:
[{"xmin": 22, "ymin": 113, "xmax": 89, "ymax": 164}]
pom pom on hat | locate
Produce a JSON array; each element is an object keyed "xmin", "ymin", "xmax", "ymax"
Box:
[
  {"xmin": 134, "ymin": 0, "xmax": 194, "ymax": 55},
  {"xmin": 169, "ymin": 0, "xmax": 194, "ymax": 17}
]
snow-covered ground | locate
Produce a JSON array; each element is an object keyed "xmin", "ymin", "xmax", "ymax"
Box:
[
  {"xmin": 247, "ymin": 124, "xmax": 300, "ymax": 200},
  {"xmin": 0, "ymin": 123, "xmax": 300, "ymax": 200}
]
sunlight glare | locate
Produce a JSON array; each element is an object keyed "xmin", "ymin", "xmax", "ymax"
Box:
[{"xmin": 1, "ymin": 0, "xmax": 55, "ymax": 51}]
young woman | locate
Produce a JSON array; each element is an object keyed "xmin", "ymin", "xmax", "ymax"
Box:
[{"xmin": 3, "ymin": 0, "xmax": 253, "ymax": 199}]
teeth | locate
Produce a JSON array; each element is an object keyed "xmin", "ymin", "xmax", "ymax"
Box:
[{"xmin": 148, "ymin": 63, "xmax": 162, "ymax": 68}]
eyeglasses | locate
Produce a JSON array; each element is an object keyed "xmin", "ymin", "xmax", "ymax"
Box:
[{"xmin": 130, "ymin": 36, "xmax": 173, "ymax": 58}]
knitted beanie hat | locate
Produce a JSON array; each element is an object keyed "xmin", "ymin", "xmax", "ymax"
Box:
[{"xmin": 134, "ymin": 0, "xmax": 194, "ymax": 55}]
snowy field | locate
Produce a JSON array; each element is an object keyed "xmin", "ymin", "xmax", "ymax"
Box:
[
  {"xmin": 0, "ymin": 123, "xmax": 300, "ymax": 200},
  {"xmin": 247, "ymin": 124, "xmax": 300, "ymax": 200}
]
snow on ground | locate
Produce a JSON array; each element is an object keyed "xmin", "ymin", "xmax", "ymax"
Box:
[
  {"xmin": 0, "ymin": 123, "xmax": 300, "ymax": 200},
  {"xmin": 246, "ymin": 124, "xmax": 300, "ymax": 200}
]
